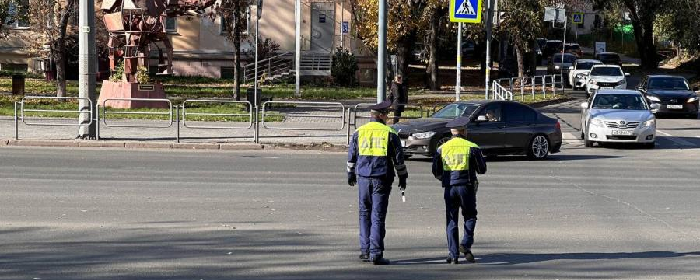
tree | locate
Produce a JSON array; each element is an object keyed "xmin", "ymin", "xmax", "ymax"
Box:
[
  {"xmin": 351, "ymin": 0, "xmax": 426, "ymax": 83},
  {"xmin": 421, "ymin": 0, "xmax": 447, "ymax": 90},
  {"xmin": 213, "ymin": 0, "xmax": 250, "ymax": 101},
  {"xmin": 655, "ymin": 0, "xmax": 700, "ymax": 55},
  {"xmin": 11, "ymin": 0, "xmax": 77, "ymax": 97},
  {"xmin": 595, "ymin": 0, "xmax": 668, "ymax": 69}
]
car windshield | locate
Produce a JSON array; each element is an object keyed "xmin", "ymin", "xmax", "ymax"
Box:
[
  {"xmin": 565, "ymin": 45, "xmax": 580, "ymax": 50},
  {"xmin": 647, "ymin": 78, "xmax": 690, "ymax": 91},
  {"xmin": 592, "ymin": 94, "xmax": 648, "ymax": 110},
  {"xmin": 432, "ymin": 103, "xmax": 480, "ymax": 119},
  {"xmin": 590, "ymin": 66, "xmax": 623, "ymax": 76},
  {"xmin": 553, "ymin": 55, "xmax": 576, "ymax": 63},
  {"xmin": 577, "ymin": 62, "xmax": 601, "ymax": 70}
]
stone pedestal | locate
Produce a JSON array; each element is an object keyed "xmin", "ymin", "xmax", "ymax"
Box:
[{"xmin": 98, "ymin": 80, "xmax": 169, "ymax": 108}]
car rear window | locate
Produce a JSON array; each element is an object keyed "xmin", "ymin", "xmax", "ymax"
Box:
[{"xmin": 599, "ymin": 54, "xmax": 620, "ymax": 60}]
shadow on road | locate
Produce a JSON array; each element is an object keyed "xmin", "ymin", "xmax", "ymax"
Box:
[{"xmin": 479, "ymin": 251, "xmax": 700, "ymax": 266}]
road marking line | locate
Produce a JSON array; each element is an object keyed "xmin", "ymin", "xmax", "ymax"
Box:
[{"xmin": 657, "ymin": 130, "xmax": 695, "ymax": 146}]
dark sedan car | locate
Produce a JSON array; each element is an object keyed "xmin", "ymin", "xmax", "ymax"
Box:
[
  {"xmin": 638, "ymin": 75, "xmax": 699, "ymax": 119},
  {"xmin": 595, "ymin": 52, "xmax": 622, "ymax": 66},
  {"xmin": 391, "ymin": 100, "xmax": 562, "ymax": 160}
]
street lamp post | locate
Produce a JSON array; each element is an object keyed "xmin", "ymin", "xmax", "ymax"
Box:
[{"xmin": 377, "ymin": 0, "xmax": 387, "ymax": 103}]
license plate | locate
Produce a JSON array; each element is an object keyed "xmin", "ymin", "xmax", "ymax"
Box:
[
  {"xmin": 667, "ymin": 105, "xmax": 683, "ymax": 109},
  {"xmin": 601, "ymin": 87, "xmax": 614, "ymax": 89},
  {"xmin": 611, "ymin": 130, "xmax": 633, "ymax": 136},
  {"xmin": 400, "ymin": 140, "xmax": 406, "ymax": 147}
]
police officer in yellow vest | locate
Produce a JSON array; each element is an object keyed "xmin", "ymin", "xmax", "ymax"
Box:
[
  {"xmin": 347, "ymin": 100, "xmax": 408, "ymax": 265},
  {"xmin": 432, "ymin": 117, "xmax": 487, "ymax": 264}
]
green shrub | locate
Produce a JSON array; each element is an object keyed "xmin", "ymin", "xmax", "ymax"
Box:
[
  {"xmin": 110, "ymin": 61, "xmax": 124, "ymax": 82},
  {"xmin": 331, "ymin": 48, "xmax": 359, "ymax": 87}
]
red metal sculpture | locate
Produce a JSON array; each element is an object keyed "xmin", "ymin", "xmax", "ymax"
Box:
[{"xmin": 99, "ymin": 0, "xmax": 215, "ymax": 108}]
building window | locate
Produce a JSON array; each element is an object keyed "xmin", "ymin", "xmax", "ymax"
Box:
[
  {"xmin": 220, "ymin": 6, "xmax": 250, "ymax": 35},
  {"xmin": 165, "ymin": 17, "xmax": 177, "ymax": 33},
  {"xmin": 4, "ymin": 0, "xmax": 30, "ymax": 29},
  {"xmin": 220, "ymin": 67, "xmax": 235, "ymax": 79},
  {"xmin": 0, "ymin": 63, "xmax": 29, "ymax": 72}
]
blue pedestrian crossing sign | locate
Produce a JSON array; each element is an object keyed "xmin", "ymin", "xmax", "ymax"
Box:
[
  {"xmin": 342, "ymin": 21, "xmax": 349, "ymax": 34},
  {"xmin": 572, "ymin": 12, "xmax": 584, "ymax": 24},
  {"xmin": 449, "ymin": 0, "xmax": 482, "ymax": 23}
]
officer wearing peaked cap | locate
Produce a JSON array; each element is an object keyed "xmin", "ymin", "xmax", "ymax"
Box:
[
  {"xmin": 347, "ymin": 100, "xmax": 408, "ymax": 265},
  {"xmin": 432, "ymin": 117, "xmax": 487, "ymax": 264}
]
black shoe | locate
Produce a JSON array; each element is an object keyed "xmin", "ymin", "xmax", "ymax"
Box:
[
  {"xmin": 359, "ymin": 253, "xmax": 370, "ymax": 262},
  {"xmin": 465, "ymin": 251, "xmax": 476, "ymax": 263},
  {"xmin": 446, "ymin": 257, "xmax": 459, "ymax": 265},
  {"xmin": 372, "ymin": 257, "xmax": 391, "ymax": 265}
]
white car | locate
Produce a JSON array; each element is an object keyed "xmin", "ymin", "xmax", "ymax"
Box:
[
  {"xmin": 568, "ymin": 59, "xmax": 602, "ymax": 90},
  {"xmin": 580, "ymin": 89, "xmax": 660, "ymax": 148},
  {"xmin": 585, "ymin": 65, "xmax": 630, "ymax": 98}
]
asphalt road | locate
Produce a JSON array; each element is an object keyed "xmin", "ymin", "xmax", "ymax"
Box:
[{"xmin": 1, "ymin": 139, "xmax": 700, "ymax": 279}]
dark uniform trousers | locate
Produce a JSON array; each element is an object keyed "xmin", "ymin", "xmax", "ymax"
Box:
[
  {"xmin": 358, "ymin": 177, "xmax": 392, "ymax": 257},
  {"xmin": 444, "ymin": 185, "xmax": 477, "ymax": 259}
]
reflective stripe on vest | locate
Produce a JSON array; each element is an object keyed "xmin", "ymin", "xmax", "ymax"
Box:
[
  {"xmin": 357, "ymin": 122, "xmax": 395, "ymax": 157},
  {"xmin": 441, "ymin": 138, "xmax": 479, "ymax": 171}
]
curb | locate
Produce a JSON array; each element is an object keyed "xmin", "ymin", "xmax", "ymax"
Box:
[{"xmin": 0, "ymin": 139, "xmax": 308, "ymax": 152}]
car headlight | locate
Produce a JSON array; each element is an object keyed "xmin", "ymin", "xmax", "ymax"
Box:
[
  {"xmin": 619, "ymin": 79, "xmax": 626, "ymax": 84},
  {"xmin": 648, "ymin": 96, "xmax": 660, "ymax": 102},
  {"xmin": 589, "ymin": 79, "xmax": 597, "ymax": 85},
  {"xmin": 590, "ymin": 118, "xmax": 605, "ymax": 127},
  {"xmin": 555, "ymin": 65, "xmax": 560, "ymax": 70},
  {"xmin": 411, "ymin": 131, "xmax": 436, "ymax": 139},
  {"xmin": 688, "ymin": 97, "xmax": 698, "ymax": 103},
  {"xmin": 576, "ymin": 73, "xmax": 586, "ymax": 78},
  {"xmin": 643, "ymin": 119, "xmax": 656, "ymax": 128}
]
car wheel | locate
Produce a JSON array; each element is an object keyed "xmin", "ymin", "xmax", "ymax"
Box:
[
  {"xmin": 688, "ymin": 114, "xmax": 698, "ymax": 119},
  {"xmin": 585, "ymin": 140, "xmax": 594, "ymax": 147},
  {"xmin": 527, "ymin": 135, "xmax": 550, "ymax": 160}
]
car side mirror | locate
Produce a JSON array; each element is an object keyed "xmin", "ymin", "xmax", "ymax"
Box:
[
  {"xmin": 650, "ymin": 103, "xmax": 661, "ymax": 110},
  {"xmin": 625, "ymin": 73, "xmax": 631, "ymax": 77},
  {"xmin": 637, "ymin": 86, "xmax": 644, "ymax": 91},
  {"xmin": 476, "ymin": 115, "xmax": 488, "ymax": 122},
  {"xmin": 580, "ymin": 102, "xmax": 589, "ymax": 109},
  {"xmin": 568, "ymin": 66, "xmax": 574, "ymax": 70}
]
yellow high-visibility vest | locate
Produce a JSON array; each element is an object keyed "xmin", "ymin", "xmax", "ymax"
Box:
[
  {"xmin": 440, "ymin": 138, "xmax": 479, "ymax": 171},
  {"xmin": 357, "ymin": 122, "xmax": 396, "ymax": 157}
]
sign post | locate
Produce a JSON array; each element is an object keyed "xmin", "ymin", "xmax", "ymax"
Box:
[
  {"xmin": 449, "ymin": 0, "xmax": 483, "ymax": 101},
  {"xmin": 572, "ymin": 12, "xmax": 583, "ymax": 40}
]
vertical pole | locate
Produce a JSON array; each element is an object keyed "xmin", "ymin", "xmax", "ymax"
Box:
[
  {"xmin": 340, "ymin": 0, "xmax": 344, "ymax": 49},
  {"xmin": 377, "ymin": 0, "xmax": 387, "ymax": 103},
  {"xmin": 95, "ymin": 104, "xmax": 100, "ymax": 140},
  {"xmin": 14, "ymin": 101, "xmax": 18, "ymax": 140},
  {"xmin": 254, "ymin": 12, "xmax": 260, "ymax": 143},
  {"xmin": 484, "ymin": 0, "xmax": 494, "ymax": 99},
  {"xmin": 78, "ymin": 0, "xmax": 96, "ymax": 139},
  {"xmin": 561, "ymin": 10, "xmax": 566, "ymax": 98},
  {"xmin": 176, "ymin": 105, "xmax": 180, "ymax": 143},
  {"xmin": 456, "ymin": 22, "xmax": 462, "ymax": 101},
  {"xmin": 295, "ymin": 0, "xmax": 301, "ymax": 97}
]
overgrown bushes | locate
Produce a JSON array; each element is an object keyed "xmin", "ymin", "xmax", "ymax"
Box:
[{"xmin": 331, "ymin": 48, "xmax": 358, "ymax": 87}]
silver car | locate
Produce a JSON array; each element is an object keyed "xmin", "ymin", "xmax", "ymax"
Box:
[
  {"xmin": 585, "ymin": 65, "xmax": 630, "ymax": 98},
  {"xmin": 580, "ymin": 89, "xmax": 660, "ymax": 148}
]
